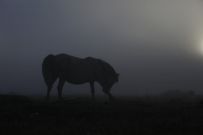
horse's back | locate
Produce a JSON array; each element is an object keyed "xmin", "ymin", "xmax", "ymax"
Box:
[
  {"xmin": 53, "ymin": 54, "xmax": 116, "ymax": 77},
  {"xmin": 42, "ymin": 53, "xmax": 118, "ymax": 84},
  {"xmin": 53, "ymin": 54, "xmax": 97, "ymax": 83},
  {"xmin": 54, "ymin": 54, "xmax": 91, "ymax": 71}
]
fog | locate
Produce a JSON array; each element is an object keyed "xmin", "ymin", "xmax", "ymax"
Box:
[{"xmin": 1, "ymin": 0, "xmax": 203, "ymax": 96}]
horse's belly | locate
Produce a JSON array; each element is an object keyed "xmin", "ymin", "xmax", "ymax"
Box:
[
  {"xmin": 65, "ymin": 75, "xmax": 91, "ymax": 84},
  {"xmin": 65, "ymin": 68, "xmax": 94, "ymax": 84}
]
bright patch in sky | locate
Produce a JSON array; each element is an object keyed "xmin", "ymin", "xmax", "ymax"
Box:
[{"xmin": 198, "ymin": 38, "xmax": 203, "ymax": 55}]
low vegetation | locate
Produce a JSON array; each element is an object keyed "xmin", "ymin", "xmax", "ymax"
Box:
[{"xmin": 0, "ymin": 94, "xmax": 203, "ymax": 135}]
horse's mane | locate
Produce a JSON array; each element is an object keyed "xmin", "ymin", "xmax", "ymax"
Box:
[
  {"xmin": 85, "ymin": 57, "xmax": 116, "ymax": 75},
  {"xmin": 96, "ymin": 59, "xmax": 117, "ymax": 77}
]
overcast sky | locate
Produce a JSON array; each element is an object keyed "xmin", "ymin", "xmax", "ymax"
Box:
[{"xmin": 1, "ymin": 0, "xmax": 203, "ymax": 96}]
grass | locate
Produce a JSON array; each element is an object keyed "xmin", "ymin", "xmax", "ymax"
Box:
[{"xmin": 1, "ymin": 94, "xmax": 203, "ymax": 135}]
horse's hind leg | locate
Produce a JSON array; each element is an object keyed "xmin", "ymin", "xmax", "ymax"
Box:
[
  {"xmin": 46, "ymin": 85, "xmax": 52, "ymax": 100},
  {"xmin": 45, "ymin": 75, "xmax": 58, "ymax": 100},
  {"xmin": 46, "ymin": 79, "xmax": 56, "ymax": 100},
  {"xmin": 57, "ymin": 78, "xmax": 65, "ymax": 100}
]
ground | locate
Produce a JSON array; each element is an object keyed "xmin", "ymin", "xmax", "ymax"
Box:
[{"xmin": 1, "ymin": 94, "xmax": 203, "ymax": 135}]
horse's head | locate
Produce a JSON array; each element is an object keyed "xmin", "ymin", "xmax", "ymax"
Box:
[
  {"xmin": 100, "ymin": 73, "xmax": 119, "ymax": 91},
  {"xmin": 95, "ymin": 58, "xmax": 119, "ymax": 93}
]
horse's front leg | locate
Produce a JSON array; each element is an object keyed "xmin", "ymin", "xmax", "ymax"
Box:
[
  {"xmin": 90, "ymin": 81, "xmax": 95, "ymax": 100},
  {"xmin": 57, "ymin": 78, "xmax": 65, "ymax": 100},
  {"xmin": 103, "ymin": 88, "xmax": 114, "ymax": 101}
]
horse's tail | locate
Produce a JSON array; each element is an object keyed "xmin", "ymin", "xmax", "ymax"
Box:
[{"xmin": 42, "ymin": 54, "xmax": 58, "ymax": 87}]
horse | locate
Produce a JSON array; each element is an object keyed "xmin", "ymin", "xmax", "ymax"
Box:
[{"xmin": 42, "ymin": 54, "xmax": 119, "ymax": 101}]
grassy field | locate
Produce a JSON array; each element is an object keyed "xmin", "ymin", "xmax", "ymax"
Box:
[{"xmin": 1, "ymin": 94, "xmax": 203, "ymax": 135}]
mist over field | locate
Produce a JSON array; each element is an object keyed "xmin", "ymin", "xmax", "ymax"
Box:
[
  {"xmin": 2, "ymin": 1, "xmax": 203, "ymax": 135},
  {"xmin": 1, "ymin": 0, "xmax": 203, "ymax": 96}
]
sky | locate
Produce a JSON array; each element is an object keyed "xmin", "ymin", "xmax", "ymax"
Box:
[{"xmin": 1, "ymin": 0, "xmax": 203, "ymax": 96}]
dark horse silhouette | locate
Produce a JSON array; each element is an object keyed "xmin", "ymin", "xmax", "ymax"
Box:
[{"xmin": 42, "ymin": 54, "xmax": 119, "ymax": 100}]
